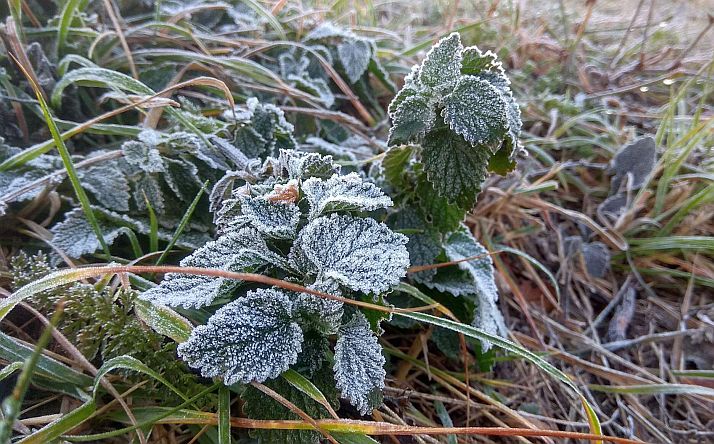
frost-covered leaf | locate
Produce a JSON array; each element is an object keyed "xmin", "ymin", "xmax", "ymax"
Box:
[
  {"xmin": 141, "ymin": 228, "xmax": 285, "ymax": 308},
  {"xmin": 582, "ymin": 242, "xmax": 610, "ymax": 278},
  {"xmin": 460, "ymin": 47, "xmax": 503, "ymax": 76},
  {"xmin": 121, "ymin": 139, "xmax": 165, "ymax": 173},
  {"xmin": 231, "ymin": 98, "xmax": 298, "ymax": 160},
  {"xmin": 333, "ymin": 312, "xmax": 385, "ymax": 415},
  {"xmin": 611, "ymin": 136, "xmax": 656, "ymax": 191},
  {"xmin": 296, "ymin": 214, "xmax": 409, "ymax": 294},
  {"xmin": 442, "ymin": 76, "xmax": 508, "ymax": 148},
  {"xmin": 337, "ymin": 39, "xmax": 372, "ymax": 83},
  {"xmin": 302, "ymin": 173, "xmax": 392, "ymax": 219},
  {"xmin": 51, "ymin": 208, "xmax": 134, "ymax": 259},
  {"xmin": 289, "ymin": 74, "xmax": 335, "ymax": 108},
  {"xmin": 294, "ymin": 279, "xmax": 344, "ymax": 335},
  {"xmin": 133, "ymin": 173, "xmax": 165, "ymax": 214},
  {"xmin": 390, "ymin": 206, "xmax": 441, "ymax": 283},
  {"xmin": 387, "ymin": 85, "xmax": 418, "ymax": 120},
  {"xmin": 421, "ymin": 125, "xmax": 490, "ymax": 208},
  {"xmin": 443, "ymin": 228, "xmax": 506, "ymax": 351},
  {"xmin": 240, "ymin": 196, "xmax": 301, "ymax": 239},
  {"xmin": 304, "ymin": 22, "xmax": 353, "ymax": 41},
  {"xmin": 422, "ymin": 266, "xmax": 478, "ymax": 297},
  {"xmin": 177, "ymin": 288, "xmax": 303, "ymax": 385},
  {"xmin": 78, "ymin": 161, "xmax": 131, "ymax": 212},
  {"xmin": 381, "ymin": 145, "xmax": 414, "ymax": 189},
  {"xmin": 279, "ymin": 149, "xmax": 340, "ymax": 180},
  {"xmin": 417, "ymin": 32, "xmax": 463, "ymax": 90},
  {"xmin": 388, "ymin": 94, "xmax": 435, "ymax": 146},
  {"xmin": 163, "ymin": 157, "xmax": 201, "ymax": 202}
]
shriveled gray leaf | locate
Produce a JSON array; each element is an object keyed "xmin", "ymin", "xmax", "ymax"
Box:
[
  {"xmin": 582, "ymin": 241, "xmax": 611, "ymax": 279},
  {"xmin": 302, "ymin": 173, "xmax": 392, "ymax": 219},
  {"xmin": 333, "ymin": 312, "xmax": 385, "ymax": 415},
  {"xmin": 611, "ymin": 136, "xmax": 656, "ymax": 191},
  {"xmin": 296, "ymin": 214, "xmax": 409, "ymax": 295},
  {"xmin": 178, "ymin": 288, "xmax": 303, "ymax": 385}
]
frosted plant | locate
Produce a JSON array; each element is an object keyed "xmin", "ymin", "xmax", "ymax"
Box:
[
  {"xmin": 373, "ymin": 33, "xmax": 523, "ymax": 353},
  {"xmin": 387, "ymin": 32, "xmax": 522, "ymax": 207},
  {"xmin": 141, "ymin": 150, "xmax": 409, "ymax": 415}
]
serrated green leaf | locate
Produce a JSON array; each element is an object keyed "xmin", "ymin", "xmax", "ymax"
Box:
[
  {"xmin": 178, "ymin": 288, "xmax": 303, "ymax": 385},
  {"xmin": 421, "ymin": 126, "xmax": 490, "ymax": 208},
  {"xmin": 334, "ymin": 312, "xmax": 385, "ymax": 415},
  {"xmin": 442, "ymin": 76, "xmax": 508, "ymax": 148},
  {"xmin": 337, "ymin": 39, "xmax": 373, "ymax": 83},
  {"xmin": 417, "ymin": 32, "xmax": 463, "ymax": 90},
  {"xmin": 381, "ymin": 145, "xmax": 414, "ymax": 189},
  {"xmin": 388, "ymin": 94, "xmax": 435, "ymax": 146}
]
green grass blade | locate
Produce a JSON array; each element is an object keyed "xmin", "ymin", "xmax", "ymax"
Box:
[
  {"xmin": 13, "ymin": 58, "xmax": 111, "ymax": 259},
  {"xmin": 218, "ymin": 385, "xmax": 231, "ymax": 443},
  {"xmin": 0, "ymin": 306, "xmax": 63, "ymax": 441},
  {"xmin": 134, "ymin": 299, "xmax": 192, "ymax": 343},
  {"xmin": 282, "ymin": 369, "xmax": 337, "ymax": 418},
  {"xmin": 155, "ymin": 181, "xmax": 208, "ymax": 265},
  {"xmin": 56, "ymin": 0, "xmax": 82, "ymax": 56},
  {"xmin": 93, "ymin": 355, "xmax": 191, "ymax": 403}
]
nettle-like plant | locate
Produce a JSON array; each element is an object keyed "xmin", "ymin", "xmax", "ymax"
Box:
[
  {"xmin": 141, "ymin": 149, "xmax": 409, "ymax": 416},
  {"xmin": 376, "ymin": 32, "xmax": 522, "ymax": 347},
  {"xmin": 135, "ymin": 33, "xmax": 521, "ymax": 432}
]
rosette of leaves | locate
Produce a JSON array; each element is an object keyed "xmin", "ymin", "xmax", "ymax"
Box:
[
  {"xmin": 387, "ymin": 32, "xmax": 522, "ymax": 208},
  {"xmin": 140, "ymin": 150, "xmax": 409, "ymax": 420}
]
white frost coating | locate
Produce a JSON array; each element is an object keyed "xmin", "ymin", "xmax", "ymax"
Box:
[
  {"xmin": 121, "ymin": 140, "xmax": 165, "ymax": 173},
  {"xmin": 279, "ymin": 149, "xmax": 340, "ymax": 180},
  {"xmin": 333, "ymin": 312, "xmax": 385, "ymax": 415},
  {"xmin": 442, "ymin": 76, "xmax": 508, "ymax": 147},
  {"xmin": 417, "ymin": 32, "xmax": 463, "ymax": 91},
  {"xmin": 443, "ymin": 228, "xmax": 507, "ymax": 351},
  {"xmin": 388, "ymin": 94, "xmax": 437, "ymax": 145},
  {"xmin": 295, "ymin": 279, "xmax": 344, "ymax": 335},
  {"xmin": 421, "ymin": 127, "xmax": 490, "ymax": 204},
  {"xmin": 296, "ymin": 214, "xmax": 409, "ymax": 294},
  {"xmin": 337, "ymin": 39, "xmax": 372, "ymax": 83},
  {"xmin": 177, "ymin": 288, "xmax": 303, "ymax": 385},
  {"xmin": 141, "ymin": 228, "xmax": 285, "ymax": 308},
  {"xmin": 302, "ymin": 173, "xmax": 392, "ymax": 219},
  {"xmin": 238, "ymin": 196, "xmax": 301, "ymax": 239}
]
